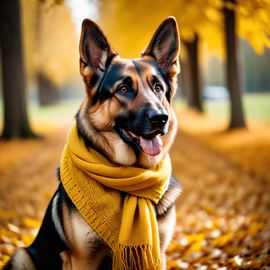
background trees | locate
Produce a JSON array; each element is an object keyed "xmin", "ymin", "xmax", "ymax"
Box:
[
  {"xmin": 1, "ymin": 0, "xmax": 270, "ymax": 139},
  {"xmin": 0, "ymin": 0, "xmax": 78, "ymax": 138},
  {"xmin": 0, "ymin": 0, "xmax": 36, "ymax": 138},
  {"xmin": 224, "ymin": 0, "xmax": 246, "ymax": 128},
  {"xmin": 22, "ymin": 0, "xmax": 78, "ymax": 106}
]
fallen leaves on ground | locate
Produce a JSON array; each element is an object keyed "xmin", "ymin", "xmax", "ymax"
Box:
[
  {"xmin": 0, "ymin": 112, "xmax": 270, "ymax": 269},
  {"xmin": 0, "ymin": 126, "xmax": 67, "ymax": 268},
  {"xmin": 0, "ymin": 221, "xmax": 38, "ymax": 267},
  {"xmin": 177, "ymin": 108, "xmax": 270, "ymax": 181},
  {"xmin": 167, "ymin": 110, "xmax": 270, "ymax": 269}
]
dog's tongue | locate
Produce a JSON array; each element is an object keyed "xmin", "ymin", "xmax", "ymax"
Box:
[{"xmin": 139, "ymin": 135, "xmax": 162, "ymax": 156}]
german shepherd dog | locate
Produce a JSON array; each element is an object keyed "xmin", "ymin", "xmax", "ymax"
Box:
[{"xmin": 4, "ymin": 17, "xmax": 181, "ymax": 270}]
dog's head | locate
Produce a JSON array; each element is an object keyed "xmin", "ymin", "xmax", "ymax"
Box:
[{"xmin": 77, "ymin": 17, "xmax": 180, "ymax": 168}]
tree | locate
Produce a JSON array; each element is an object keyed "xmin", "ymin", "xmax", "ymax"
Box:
[
  {"xmin": 0, "ymin": 0, "xmax": 36, "ymax": 139},
  {"xmin": 222, "ymin": 0, "xmax": 270, "ymax": 129},
  {"xmin": 21, "ymin": 0, "xmax": 78, "ymax": 106},
  {"xmin": 35, "ymin": 1, "xmax": 78, "ymax": 106},
  {"xmin": 35, "ymin": 2, "xmax": 59, "ymax": 107},
  {"xmin": 183, "ymin": 35, "xmax": 203, "ymax": 112},
  {"xmin": 37, "ymin": 72, "xmax": 59, "ymax": 106},
  {"xmin": 224, "ymin": 0, "xmax": 246, "ymax": 129}
]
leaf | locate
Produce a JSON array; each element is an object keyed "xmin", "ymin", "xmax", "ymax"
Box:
[
  {"xmin": 22, "ymin": 217, "xmax": 41, "ymax": 229},
  {"xmin": 0, "ymin": 209, "xmax": 17, "ymax": 219},
  {"xmin": 213, "ymin": 233, "xmax": 233, "ymax": 247}
]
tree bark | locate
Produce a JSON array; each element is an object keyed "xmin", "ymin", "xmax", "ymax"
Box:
[
  {"xmin": 183, "ymin": 34, "xmax": 203, "ymax": 113},
  {"xmin": 0, "ymin": 0, "xmax": 37, "ymax": 138},
  {"xmin": 37, "ymin": 72, "xmax": 59, "ymax": 106},
  {"xmin": 224, "ymin": 0, "xmax": 246, "ymax": 129}
]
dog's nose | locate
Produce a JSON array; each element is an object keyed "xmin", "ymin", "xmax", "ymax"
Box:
[{"xmin": 147, "ymin": 110, "xmax": 168, "ymax": 128}]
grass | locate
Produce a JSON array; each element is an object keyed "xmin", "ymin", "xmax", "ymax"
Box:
[
  {"xmin": 0, "ymin": 99, "xmax": 82, "ymax": 133},
  {"xmin": 204, "ymin": 93, "xmax": 270, "ymax": 123},
  {"xmin": 29, "ymin": 99, "xmax": 81, "ymax": 121}
]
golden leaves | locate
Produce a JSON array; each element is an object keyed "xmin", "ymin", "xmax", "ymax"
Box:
[
  {"xmin": 22, "ymin": 218, "xmax": 42, "ymax": 229},
  {"xmin": 166, "ymin": 107, "xmax": 270, "ymax": 269},
  {"xmin": 0, "ymin": 214, "xmax": 41, "ymax": 266},
  {"xmin": 0, "ymin": 210, "xmax": 17, "ymax": 220},
  {"xmin": 0, "ymin": 222, "xmax": 37, "ymax": 267},
  {"xmin": 166, "ymin": 214, "xmax": 270, "ymax": 269},
  {"xmin": 99, "ymin": 0, "xmax": 270, "ymax": 57},
  {"xmin": 212, "ymin": 233, "xmax": 233, "ymax": 247},
  {"xmin": 177, "ymin": 107, "xmax": 270, "ymax": 182},
  {"xmin": 0, "ymin": 124, "xmax": 64, "ymax": 267}
]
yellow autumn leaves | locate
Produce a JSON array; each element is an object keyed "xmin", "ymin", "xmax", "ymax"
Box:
[
  {"xmin": 99, "ymin": 0, "xmax": 270, "ymax": 59},
  {"xmin": 0, "ymin": 218, "xmax": 40, "ymax": 267}
]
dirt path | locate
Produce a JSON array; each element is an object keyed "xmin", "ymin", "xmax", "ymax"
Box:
[{"xmin": 0, "ymin": 127, "xmax": 269, "ymax": 269}]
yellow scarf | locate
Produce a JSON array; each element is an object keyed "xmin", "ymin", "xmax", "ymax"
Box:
[{"xmin": 60, "ymin": 124, "xmax": 172, "ymax": 270}]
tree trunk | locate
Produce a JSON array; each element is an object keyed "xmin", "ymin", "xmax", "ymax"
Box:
[
  {"xmin": 224, "ymin": 0, "xmax": 246, "ymax": 129},
  {"xmin": 0, "ymin": 0, "xmax": 37, "ymax": 139},
  {"xmin": 183, "ymin": 34, "xmax": 203, "ymax": 113},
  {"xmin": 37, "ymin": 72, "xmax": 59, "ymax": 106},
  {"xmin": 35, "ymin": 3, "xmax": 59, "ymax": 107}
]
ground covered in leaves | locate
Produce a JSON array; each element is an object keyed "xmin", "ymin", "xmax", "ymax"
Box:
[{"xmin": 0, "ymin": 110, "xmax": 269, "ymax": 269}]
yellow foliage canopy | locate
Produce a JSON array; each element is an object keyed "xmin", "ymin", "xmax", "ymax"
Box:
[
  {"xmin": 99, "ymin": 0, "xmax": 223, "ymax": 58},
  {"xmin": 20, "ymin": 0, "xmax": 270, "ymax": 88},
  {"xmin": 237, "ymin": 0, "xmax": 270, "ymax": 54},
  {"xmin": 99, "ymin": 0, "xmax": 270, "ymax": 57}
]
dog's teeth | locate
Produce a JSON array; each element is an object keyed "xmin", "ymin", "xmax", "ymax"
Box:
[{"xmin": 129, "ymin": 131, "xmax": 139, "ymax": 139}]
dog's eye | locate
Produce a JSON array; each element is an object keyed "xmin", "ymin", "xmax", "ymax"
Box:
[
  {"xmin": 117, "ymin": 84, "xmax": 129, "ymax": 95},
  {"xmin": 154, "ymin": 83, "xmax": 163, "ymax": 93}
]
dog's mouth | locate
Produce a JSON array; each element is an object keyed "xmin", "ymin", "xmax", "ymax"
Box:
[{"xmin": 119, "ymin": 128, "xmax": 164, "ymax": 156}]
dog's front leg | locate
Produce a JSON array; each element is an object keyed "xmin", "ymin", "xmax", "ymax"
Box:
[
  {"xmin": 158, "ymin": 205, "xmax": 177, "ymax": 270},
  {"xmin": 60, "ymin": 250, "xmax": 107, "ymax": 270},
  {"xmin": 63, "ymin": 210, "xmax": 111, "ymax": 270}
]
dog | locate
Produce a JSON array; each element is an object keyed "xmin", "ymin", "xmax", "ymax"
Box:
[{"xmin": 4, "ymin": 17, "xmax": 181, "ymax": 270}]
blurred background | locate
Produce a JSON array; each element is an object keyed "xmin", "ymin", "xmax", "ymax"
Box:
[
  {"xmin": 0, "ymin": 0, "xmax": 270, "ymax": 269},
  {"xmin": 0, "ymin": 0, "xmax": 270, "ymax": 135}
]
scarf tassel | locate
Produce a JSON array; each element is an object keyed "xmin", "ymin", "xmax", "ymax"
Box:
[{"xmin": 113, "ymin": 244, "xmax": 160, "ymax": 270}]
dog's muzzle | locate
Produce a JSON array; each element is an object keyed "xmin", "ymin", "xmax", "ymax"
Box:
[{"xmin": 115, "ymin": 107, "xmax": 169, "ymax": 156}]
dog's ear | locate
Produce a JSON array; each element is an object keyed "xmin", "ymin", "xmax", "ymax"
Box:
[
  {"xmin": 79, "ymin": 19, "xmax": 116, "ymax": 84},
  {"xmin": 142, "ymin": 17, "xmax": 180, "ymax": 78}
]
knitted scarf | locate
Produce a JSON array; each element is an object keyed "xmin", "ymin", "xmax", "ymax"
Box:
[{"xmin": 60, "ymin": 124, "xmax": 172, "ymax": 270}]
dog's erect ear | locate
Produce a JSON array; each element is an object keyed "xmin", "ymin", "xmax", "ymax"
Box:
[
  {"xmin": 79, "ymin": 19, "xmax": 116, "ymax": 81},
  {"xmin": 142, "ymin": 17, "xmax": 180, "ymax": 77}
]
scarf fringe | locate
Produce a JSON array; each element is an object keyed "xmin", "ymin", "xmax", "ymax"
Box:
[{"xmin": 113, "ymin": 244, "xmax": 160, "ymax": 270}]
